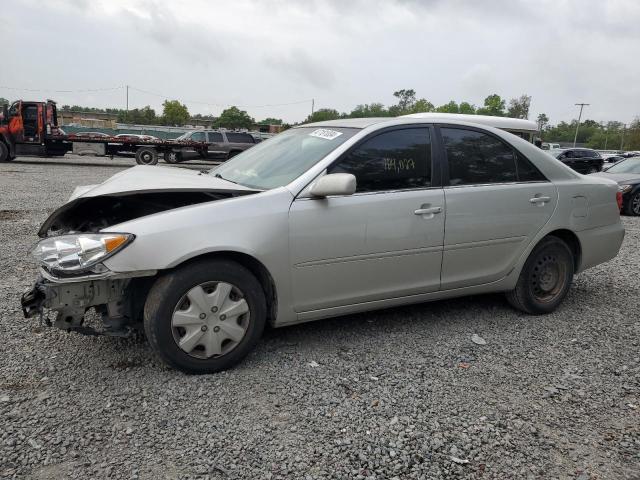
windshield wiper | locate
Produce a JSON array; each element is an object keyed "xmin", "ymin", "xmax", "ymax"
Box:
[{"xmin": 214, "ymin": 173, "xmax": 239, "ymax": 185}]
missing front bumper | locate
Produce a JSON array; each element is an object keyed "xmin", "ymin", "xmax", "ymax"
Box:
[{"xmin": 21, "ymin": 276, "xmax": 140, "ymax": 337}]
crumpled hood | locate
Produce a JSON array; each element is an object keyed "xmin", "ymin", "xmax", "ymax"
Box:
[
  {"xmin": 590, "ymin": 171, "xmax": 640, "ymax": 184},
  {"xmin": 69, "ymin": 165, "xmax": 256, "ymax": 201},
  {"xmin": 39, "ymin": 166, "xmax": 259, "ymax": 237}
]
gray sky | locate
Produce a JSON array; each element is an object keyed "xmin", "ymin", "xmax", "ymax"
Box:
[{"xmin": 2, "ymin": 0, "xmax": 639, "ymax": 124}]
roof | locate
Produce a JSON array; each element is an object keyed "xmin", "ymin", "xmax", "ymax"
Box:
[
  {"xmin": 299, "ymin": 113, "xmax": 539, "ymax": 132},
  {"xmin": 402, "ymin": 113, "xmax": 538, "ymax": 131},
  {"xmin": 299, "ymin": 117, "xmax": 393, "ymax": 129}
]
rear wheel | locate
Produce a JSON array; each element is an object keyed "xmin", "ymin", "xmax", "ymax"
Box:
[
  {"xmin": 0, "ymin": 142, "xmax": 11, "ymax": 162},
  {"xmin": 144, "ymin": 259, "xmax": 267, "ymax": 374},
  {"xmin": 135, "ymin": 147, "xmax": 158, "ymax": 165},
  {"xmin": 506, "ymin": 236, "xmax": 574, "ymax": 314},
  {"xmin": 164, "ymin": 151, "xmax": 182, "ymax": 164},
  {"xmin": 626, "ymin": 190, "xmax": 640, "ymax": 216}
]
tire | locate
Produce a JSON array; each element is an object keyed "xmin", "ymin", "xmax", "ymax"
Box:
[
  {"xmin": 164, "ymin": 151, "xmax": 182, "ymax": 164},
  {"xmin": 144, "ymin": 259, "xmax": 267, "ymax": 374},
  {"xmin": 506, "ymin": 236, "xmax": 574, "ymax": 315},
  {"xmin": 135, "ymin": 147, "xmax": 158, "ymax": 165},
  {"xmin": 625, "ymin": 190, "xmax": 640, "ymax": 216},
  {"xmin": 0, "ymin": 142, "xmax": 11, "ymax": 162}
]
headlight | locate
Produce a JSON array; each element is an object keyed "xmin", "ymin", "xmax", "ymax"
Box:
[
  {"xmin": 620, "ymin": 184, "xmax": 633, "ymax": 194},
  {"xmin": 31, "ymin": 233, "xmax": 134, "ymax": 272}
]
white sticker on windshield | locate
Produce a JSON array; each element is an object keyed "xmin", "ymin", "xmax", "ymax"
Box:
[{"xmin": 309, "ymin": 129, "xmax": 343, "ymax": 140}]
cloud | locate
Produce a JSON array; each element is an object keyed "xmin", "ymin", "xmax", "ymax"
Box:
[
  {"xmin": 2, "ymin": 0, "xmax": 639, "ymax": 123},
  {"xmin": 265, "ymin": 49, "xmax": 335, "ymax": 90}
]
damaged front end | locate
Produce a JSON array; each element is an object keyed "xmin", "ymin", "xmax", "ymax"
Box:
[
  {"xmin": 23, "ymin": 166, "xmax": 259, "ymax": 337},
  {"xmin": 21, "ymin": 275, "xmax": 152, "ymax": 337}
]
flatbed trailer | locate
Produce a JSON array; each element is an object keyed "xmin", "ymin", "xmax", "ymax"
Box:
[{"xmin": 0, "ymin": 99, "xmax": 216, "ymax": 165}]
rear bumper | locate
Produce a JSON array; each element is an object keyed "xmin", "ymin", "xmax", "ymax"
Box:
[{"xmin": 576, "ymin": 222, "xmax": 625, "ymax": 272}]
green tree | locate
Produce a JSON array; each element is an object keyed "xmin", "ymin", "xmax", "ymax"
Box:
[
  {"xmin": 536, "ymin": 113, "xmax": 549, "ymax": 132},
  {"xmin": 162, "ymin": 100, "xmax": 190, "ymax": 126},
  {"xmin": 305, "ymin": 108, "xmax": 340, "ymax": 123},
  {"xmin": 436, "ymin": 100, "xmax": 460, "ymax": 113},
  {"xmin": 348, "ymin": 103, "xmax": 390, "ymax": 118},
  {"xmin": 411, "ymin": 99, "xmax": 435, "ymax": 114},
  {"xmin": 506, "ymin": 94, "xmax": 531, "ymax": 119},
  {"xmin": 476, "ymin": 94, "xmax": 506, "ymax": 116},
  {"xmin": 258, "ymin": 117, "xmax": 283, "ymax": 125},
  {"xmin": 388, "ymin": 89, "xmax": 417, "ymax": 116},
  {"xmin": 214, "ymin": 106, "xmax": 255, "ymax": 129},
  {"xmin": 0, "ymin": 97, "xmax": 10, "ymax": 106},
  {"xmin": 459, "ymin": 102, "xmax": 476, "ymax": 114}
]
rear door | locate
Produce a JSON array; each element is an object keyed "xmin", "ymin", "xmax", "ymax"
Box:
[
  {"xmin": 206, "ymin": 131, "xmax": 227, "ymax": 159},
  {"xmin": 438, "ymin": 126, "xmax": 557, "ymax": 289}
]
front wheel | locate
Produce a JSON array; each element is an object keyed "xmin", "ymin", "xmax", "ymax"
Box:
[
  {"xmin": 506, "ymin": 236, "xmax": 574, "ymax": 315},
  {"xmin": 626, "ymin": 190, "xmax": 640, "ymax": 216},
  {"xmin": 135, "ymin": 147, "xmax": 158, "ymax": 165},
  {"xmin": 144, "ymin": 259, "xmax": 267, "ymax": 374}
]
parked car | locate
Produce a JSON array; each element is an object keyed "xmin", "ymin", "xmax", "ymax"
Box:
[
  {"xmin": 590, "ymin": 157, "xmax": 640, "ymax": 215},
  {"xmin": 600, "ymin": 152, "xmax": 625, "ymax": 163},
  {"xmin": 165, "ymin": 130, "xmax": 256, "ymax": 163},
  {"xmin": 548, "ymin": 148, "xmax": 604, "ymax": 174},
  {"xmin": 22, "ymin": 117, "xmax": 624, "ymax": 374},
  {"xmin": 541, "ymin": 142, "xmax": 561, "ymax": 150}
]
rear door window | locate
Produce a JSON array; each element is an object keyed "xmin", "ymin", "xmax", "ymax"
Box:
[
  {"xmin": 208, "ymin": 132, "xmax": 223, "ymax": 142},
  {"xmin": 441, "ymin": 128, "xmax": 517, "ymax": 185},
  {"xmin": 441, "ymin": 127, "xmax": 545, "ymax": 185}
]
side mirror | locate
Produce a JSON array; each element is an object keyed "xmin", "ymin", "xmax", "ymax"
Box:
[{"xmin": 309, "ymin": 173, "xmax": 356, "ymax": 197}]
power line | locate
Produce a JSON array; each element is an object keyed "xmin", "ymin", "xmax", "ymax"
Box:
[
  {"xmin": 127, "ymin": 85, "xmax": 312, "ymax": 109},
  {"xmin": 0, "ymin": 85, "xmax": 124, "ymax": 93},
  {"xmin": 0, "ymin": 84, "xmax": 313, "ymax": 110}
]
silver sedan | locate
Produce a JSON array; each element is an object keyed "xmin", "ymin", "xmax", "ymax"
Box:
[{"xmin": 23, "ymin": 117, "xmax": 625, "ymax": 373}]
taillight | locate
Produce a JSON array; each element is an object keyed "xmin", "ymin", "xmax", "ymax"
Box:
[{"xmin": 616, "ymin": 190, "xmax": 623, "ymax": 211}]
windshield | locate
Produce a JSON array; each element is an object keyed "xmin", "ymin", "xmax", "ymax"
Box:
[
  {"xmin": 211, "ymin": 127, "xmax": 358, "ymax": 189},
  {"xmin": 606, "ymin": 157, "xmax": 640, "ymax": 174}
]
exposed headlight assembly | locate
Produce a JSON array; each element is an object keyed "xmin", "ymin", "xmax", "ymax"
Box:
[
  {"xmin": 31, "ymin": 233, "xmax": 134, "ymax": 273},
  {"xmin": 620, "ymin": 184, "xmax": 633, "ymax": 194}
]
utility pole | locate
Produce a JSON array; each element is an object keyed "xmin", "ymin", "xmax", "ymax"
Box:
[
  {"xmin": 311, "ymin": 98, "xmax": 315, "ymax": 118},
  {"xmin": 573, "ymin": 103, "xmax": 589, "ymax": 147}
]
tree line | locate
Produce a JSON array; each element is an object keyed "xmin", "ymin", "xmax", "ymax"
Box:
[{"xmin": 1, "ymin": 93, "xmax": 638, "ymax": 149}]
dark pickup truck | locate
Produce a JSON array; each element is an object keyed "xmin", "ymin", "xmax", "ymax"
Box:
[
  {"xmin": 165, "ymin": 130, "xmax": 257, "ymax": 163},
  {"xmin": 549, "ymin": 148, "xmax": 604, "ymax": 174}
]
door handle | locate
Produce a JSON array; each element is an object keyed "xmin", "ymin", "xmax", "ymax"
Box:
[
  {"xmin": 530, "ymin": 196, "xmax": 551, "ymax": 205},
  {"xmin": 414, "ymin": 206, "xmax": 442, "ymax": 216}
]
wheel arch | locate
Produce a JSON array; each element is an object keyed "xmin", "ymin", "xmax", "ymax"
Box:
[
  {"xmin": 545, "ymin": 228, "xmax": 582, "ymax": 272},
  {"xmin": 169, "ymin": 250, "xmax": 278, "ymax": 325}
]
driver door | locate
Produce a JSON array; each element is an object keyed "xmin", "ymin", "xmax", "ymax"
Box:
[{"xmin": 288, "ymin": 126, "xmax": 445, "ymax": 313}]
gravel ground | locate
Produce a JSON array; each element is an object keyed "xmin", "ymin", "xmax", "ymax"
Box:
[{"xmin": 1, "ymin": 155, "xmax": 639, "ymax": 480}]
